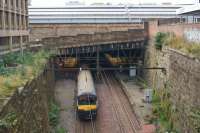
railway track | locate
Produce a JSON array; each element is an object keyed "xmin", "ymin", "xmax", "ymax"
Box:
[
  {"xmin": 75, "ymin": 71, "xmax": 141, "ymax": 133},
  {"xmin": 75, "ymin": 72, "xmax": 97, "ymax": 133},
  {"xmin": 99, "ymin": 72, "xmax": 126, "ymax": 133},
  {"xmin": 100, "ymin": 71, "xmax": 141, "ymax": 133},
  {"xmin": 75, "ymin": 117, "xmax": 97, "ymax": 133}
]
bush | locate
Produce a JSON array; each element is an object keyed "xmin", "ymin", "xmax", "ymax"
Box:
[
  {"xmin": 154, "ymin": 32, "xmax": 168, "ymax": 50},
  {"xmin": 151, "ymin": 88, "xmax": 177, "ymax": 132},
  {"xmin": 155, "ymin": 33, "xmax": 200, "ymax": 58},
  {"xmin": 49, "ymin": 102, "xmax": 60, "ymax": 127},
  {"xmin": 0, "ymin": 112, "xmax": 17, "ymax": 129},
  {"xmin": 0, "ymin": 50, "xmax": 50, "ymax": 98},
  {"xmin": 55, "ymin": 126, "xmax": 66, "ymax": 133}
]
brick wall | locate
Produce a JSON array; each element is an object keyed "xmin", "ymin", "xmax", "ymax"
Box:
[
  {"xmin": 0, "ymin": 61, "xmax": 55, "ymax": 133},
  {"xmin": 41, "ymin": 29, "xmax": 146, "ymax": 48},
  {"xmin": 148, "ymin": 20, "xmax": 200, "ymax": 41},
  {"xmin": 30, "ymin": 23, "xmax": 144, "ymax": 42}
]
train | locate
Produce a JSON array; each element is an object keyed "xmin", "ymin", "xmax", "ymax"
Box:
[{"xmin": 77, "ymin": 70, "xmax": 97, "ymax": 120}]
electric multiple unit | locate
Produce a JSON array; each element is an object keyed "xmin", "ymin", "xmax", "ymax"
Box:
[{"xmin": 77, "ymin": 70, "xmax": 97, "ymax": 120}]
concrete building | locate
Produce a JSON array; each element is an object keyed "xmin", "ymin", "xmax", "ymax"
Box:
[
  {"xmin": 29, "ymin": 4, "xmax": 191, "ymax": 24},
  {"xmin": 177, "ymin": 3, "xmax": 200, "ymax": 23},
  {"xmin": 0, "ymin": 0, "xmax": 29, "ymax": 54}
]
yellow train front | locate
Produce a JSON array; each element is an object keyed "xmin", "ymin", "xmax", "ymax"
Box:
[{"xmin": 77, "ymin": 70, "xmax": 97, "ymax": 120}]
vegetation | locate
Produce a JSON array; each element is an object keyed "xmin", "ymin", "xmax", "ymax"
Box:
[
  {"xmin": 0, "ymin": 50, "xmax": 50, "ymax": 98},
  {"xmin": 49, "ymin": 101, "xmax": 66, "ymax": 133},
  {"xmin": 55, "ymin": 126, "xmax": 67, "ymax": 133},
  {"xmin": 136, "ymin": 77, "xmax": 148, "ymax": 90},
  {"xmin": 154, "ymin": 32, "xmax": 200, "ymax": 58},
  {"xmin": 165, "ymin": 35, "xmax": 200, "ymax": 58},
  {"xmin": 49, "ymin": 101, "xmax": 60, "ymax": 127},
  {"xmin": 151, "ymin": 87, "xmax": 178, "ymax": 133},
  {"xmin": 190, "ymin": 107, "xmax": 200, "ymax": 132},
  {"xmin": 154, "ymin": 32, "xmax": 168, "ymax": 50},
  {"xmin": 0, "ymin": 112, "xmax": 17, "ymax": 129}
]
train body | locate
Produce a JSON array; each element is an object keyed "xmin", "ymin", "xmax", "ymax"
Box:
[{"xmin": 77, "ymin": 70, "xmax": 97, "ymax": 120}]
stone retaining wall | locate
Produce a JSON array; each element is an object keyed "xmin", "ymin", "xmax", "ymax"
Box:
[
  {"xmin": 144, "ymin": 42, "xmax": 200, "ymax": 132},
  {"xmin": 0, "ymin": 60, "xmax": 55, "ymax": 133},
  {"xmin": 168, "ymin": 49, "xmax": 200, "ymax": 132}
]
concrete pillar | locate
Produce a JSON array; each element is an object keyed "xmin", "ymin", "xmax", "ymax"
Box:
[
  {"xmin": 2, "ymin": 0, "xmax": 5, "ymax": 30},
  {"xmin": 96, "ymin": 46, "xmax": 100, "ymax": 75},
  {"xmin": 19, "ymin": 13, "xmax": 22, "ymax": 30},
  {"xmin": 8, "ymin": 0, "xmax": 12, "ymax": 30},
  {"xmin": 23, "ymin": 15, "xmax": 26, "ymax": 30},
  {"xmin": 0, "ymin": 1, "xmax": 3, "ymax": 29},
  {"xmin": 20, "ymin": 36, "xmax": 23, "ymax": 55},
  {"xmin": 9, "ymin": 36, "xmax": 13, "ymax": 51},
  {"xmin": 18, "ymin": 0, "xmax": 22, "ymax": 30},
  {"xmin": 13, "ymin": 0, "xmax": 17, "ymax": 30}
]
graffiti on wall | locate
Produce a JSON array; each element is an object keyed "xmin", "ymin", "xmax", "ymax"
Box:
[{"xmin": 184, "ymin": 28, "xmax": 200, "ymax": 43}]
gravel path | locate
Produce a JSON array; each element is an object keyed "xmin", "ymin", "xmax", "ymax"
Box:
[{"xmin": 55, "ymin": 79, "xmax": 76, "ymax": 133}]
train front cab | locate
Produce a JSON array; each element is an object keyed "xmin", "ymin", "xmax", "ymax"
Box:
[{"xmin": 77, "ymin": 94, "xmax": 97, "ymax": 120}]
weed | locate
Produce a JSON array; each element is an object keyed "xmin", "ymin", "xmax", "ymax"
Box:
[
  {"xmin": 49, "ymin": 101, "xmax": 60, "ymax": 127},
  {"xmin": 55, "ymin": 126, "xmax": 67, "ymax": 133},
  {"xmin": 151, "ymin": 88, "xmax": 178, "ymax": 132},
  {"xmin": 190, "ymin": 107, "xmax": 200, "ymax": 132},
  {"xmin": 155, "ymin": 32, "xmax": 200, "ymax": 58},
  {"xmin": 154, "ymin": 32, "xmax": 168, "ymax": 50},
  {"xmin": 0, "ymin": 112, "xmax": 17, "ymax": 129},
  {"xmin": 0, "ymin": 50, "xmax": 50, "ymax": 98}
]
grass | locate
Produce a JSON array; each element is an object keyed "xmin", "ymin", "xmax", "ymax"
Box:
[
  {"xmin": 166, "ymin": 36, "xmax": 200, "ymax": 57},
  {"xmin": 151, "ymin": 88, "xmax": 178, "ymax": 133},
  {"xmin": 49, "ymin": 101, "xmax": 60, "ymax": 127},
  {"xmin": 0, "ymin": 112, "xmax": 17, "ymax": 129},
  {"xmin": 189, "ymin": 107, "xmax": 200, "ymax": 132},
  {"xmin": 48, "ymin": 101, "xmax": 67, "ymax": 133},
  {"xmin": 154, "ymin": 32, "xmax": 200, "ymax": 58},
  {"xmin": 55, "ymin": 126, "xmax": 67, "ymax": 133},
  {"xmin": 0, "ymin": 50, "xmax": 50, "ymax": 98},
  {"xmin": 154, "ymin": 32, "xmax": 169, "ymax": 50}
]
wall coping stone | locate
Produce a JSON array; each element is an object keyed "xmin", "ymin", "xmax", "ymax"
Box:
[{"xmin": 164, "ymin": 47, "xmax": 200, "ymax": 63}]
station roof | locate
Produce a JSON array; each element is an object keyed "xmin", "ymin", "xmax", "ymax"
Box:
[
  {"xmin": 177, "ymin": 4, "xmax": 200, "ymax": 15},
  {"xmin": 29, "ymin": 4, "xmax": 191, "ymax": 24}
]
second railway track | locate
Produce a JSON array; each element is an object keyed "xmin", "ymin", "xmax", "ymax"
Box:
[{"xmin": 100, "ymin": 71, "xmax": 141, "ymax": 133}]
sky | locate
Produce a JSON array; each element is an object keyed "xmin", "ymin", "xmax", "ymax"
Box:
[{"xmin": 31, "ymin": 0, "xmax": 196, "ymax": 7}]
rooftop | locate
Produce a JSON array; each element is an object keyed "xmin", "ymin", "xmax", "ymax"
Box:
[{"xmin": 177, "ymin": 3, "xmax": 200, "ymax": 15}]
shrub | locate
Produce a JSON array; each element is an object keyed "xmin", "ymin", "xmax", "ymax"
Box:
[
  {"xmin": 0, "ymin": 112, "xmax": 17, "ymax": 129},
  {"xmin": 55, "ymin": 126, "xmax": 66, "ymax": 133},
  {"xmin": 0, "ymin": 50, "xmax": 50, "ymax": 98},
  {"xmin": 151, "ymin": 88, "xmax": 177, "ymax": 132},
  {"xmin": 49, "ymin": 102, "xmax": 60, "ymax": 127},
  {"xmin": 190, "ymin": 107, "xmax": 200, "ymax": 132},
  {"xmin": 168, "ymin": 36, "xmax": 200, "ymax": 57},
  {"xmin": 154, "ymin": 32, "xmax": 168, "ymax": 50}
]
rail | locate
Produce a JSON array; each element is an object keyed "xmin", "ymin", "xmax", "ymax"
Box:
[{"xmin": 99, "ymin": 71, "xmax": 141, "ymax": 133}]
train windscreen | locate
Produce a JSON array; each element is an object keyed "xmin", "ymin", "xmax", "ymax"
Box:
[{"xmin": 78, "ymin": 95, "xmax": 96, "ymax": 105}]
